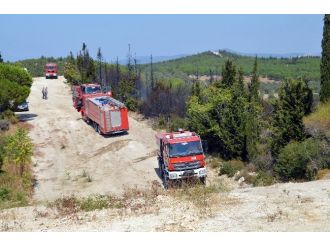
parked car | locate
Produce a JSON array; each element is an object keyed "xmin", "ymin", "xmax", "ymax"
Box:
[{"xmin": 16, "ymin": 100, "xmax": 29, "ymax": 112}]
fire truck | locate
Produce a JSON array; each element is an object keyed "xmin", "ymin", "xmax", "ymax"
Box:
[
  {"xmin": 72, "ymin": 83, "xmax": 129, "ymax": 135},
  {"xmin": 44, "ymin": 63, "xmax": 58, "ymax": 79},
  {"xmin": 156, "ymin": 130, "xmax": 207, "ymax": 188}
]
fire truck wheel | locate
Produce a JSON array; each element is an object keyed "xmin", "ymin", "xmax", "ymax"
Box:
[
  {"xmin": 199, "ymin": 177, "xmax": 206, "ymax": 185},
  {"xmin": 97, "ymin": 125, "xmax": 102, "ymax": 135},
  {"xmin": 163, "ymin": 176, "xmax": 169, "ymax": 189},
  {"xmin": 158, "ymin": 162, "xmax": 164, "ymax": 178}
]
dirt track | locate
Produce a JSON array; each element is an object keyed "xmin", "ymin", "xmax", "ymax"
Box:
[
  {"xmin": 3, "ymin": 76, "xmax": 330, "ymax": 231},
  {"xmin": 23, "ymin": 76, "xmax": 161, "ymax": 201}
]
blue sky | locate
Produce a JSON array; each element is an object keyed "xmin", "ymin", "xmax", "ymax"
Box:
[{"xmin": 0, "ymin": 15, "xmax": 324, "ymax": 62}]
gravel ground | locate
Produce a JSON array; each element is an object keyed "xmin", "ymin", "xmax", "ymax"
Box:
[{"xmin": 2, "ymin": 76, "xmax": 330, "ymax": 232}]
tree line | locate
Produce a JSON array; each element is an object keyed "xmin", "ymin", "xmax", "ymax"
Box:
[{"xmin": 63, "ymin": 14, "xmax": 330, "ymax": 183}]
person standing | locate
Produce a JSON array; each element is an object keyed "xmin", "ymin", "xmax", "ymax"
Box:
[
  {"xmin": 42, "ymin": 87, "xmax": 45, "ymax": 99},
  {"xmin": 45, "ymin": 86, "xmax": 48, "ymax": 100}
]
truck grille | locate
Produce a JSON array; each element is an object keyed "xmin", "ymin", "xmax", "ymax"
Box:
[{"xmin": 173, "ymin": 161, "xmax": 201, "ymax": 171}]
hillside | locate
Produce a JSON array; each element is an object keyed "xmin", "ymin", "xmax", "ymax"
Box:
[
  {"xmin": 14, "ymin": 57, "xmax": 68, "ymax": 77},
  {"xmin": 147, "ymin": 50, "xmax": 320, "ymax": 82}
]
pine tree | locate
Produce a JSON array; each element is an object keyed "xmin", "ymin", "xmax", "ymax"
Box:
[
  {"xmin": 249, "ymin": 56, "xmax": 260, "ymax": 102},
  {"xmin": 97, "ymin": 47, "xmax": 103, "ymax": 85},
  {"xmin": 219, "ymin": 60, "xmax": 236, "ymax": 88},
  {"xmin": 239, "ymin": 58, "xmax": 262, "ymax": 161},
  {"xmin": 320, "ymin": 14, "xmax": 330, "ymax": 102},
  {"xmin": 271, "ymin": 79, "xmax": 312, "ymax": 155},
  {"xmin": 150, "ymin": 54, "xmax": 155, "ymax": 90},
  {"xmin": 233, "ymin": 67, "xmax": 245, "ymax": 95},
  {"xmin": 0, "ymin": 52, "xmax": 3, "ymax": 63}
]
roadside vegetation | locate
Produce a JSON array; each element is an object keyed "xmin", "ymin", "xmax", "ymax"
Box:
[
  {"xmin": 0, "ymin": 58, "xmax": 34, "ymax": 209},
  {"xmin": 0, "ymin": 125, "xmax": 34, "ymax": 209},
  {"xmin": 0, "ymin": 15, "xmax": 328, "ymax": 213},
  {"xmin": 59, "ymin": 24, "xmax": 329, "ymax": 187}
]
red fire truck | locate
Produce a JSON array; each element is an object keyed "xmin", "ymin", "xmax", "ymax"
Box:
[
  {"xmin": 44, "ymin": 63, "xmax": 58, "ymax": 79},
  {"xmin": 72, "ymin": 83, "xmax": 129, "ymax": 135},
  {"xmin": 156, "ymin": 130, "xmax": 207, "ymax": 188}
]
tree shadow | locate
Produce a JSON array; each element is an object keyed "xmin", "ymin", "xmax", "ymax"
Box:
[
  {"xmin": 101, "ymin": 131, "xmax": 129, "ymax": 139},
  {"xmin": 16, "ymin": 113, "xmax": 38, "ymax": 122},
  {"xmin": 154, "ymin": 167, "xmax": 163, "ymax": 180}
]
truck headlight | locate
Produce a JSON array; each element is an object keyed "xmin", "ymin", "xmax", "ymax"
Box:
[
  {"xmin": 169, "ymin": 173, "xmax": 177, "ymax": 179},
  {"xmin": 199, "ymin": 169, "xmax": 207, "ymax": 176}
]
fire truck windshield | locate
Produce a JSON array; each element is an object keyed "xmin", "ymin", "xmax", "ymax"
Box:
[
  {"xmin": 169, "ymin": 141, "xmax": 203, "ymax": 158},
  {"xmin": 46, "ymin": 66, "xmax": 55, "ymax": 70},
  {"xmin": 85, "ymin": 86, "xmax": 101, "ymax": 94}
]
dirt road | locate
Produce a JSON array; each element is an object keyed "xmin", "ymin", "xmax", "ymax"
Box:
[
  {"xmin": 3, "ymin": 76, "xmax": 329, "ymax": 231},
  {"xmin": 23, "ymin": 77, "xmax": 160, "ymax": 201}
]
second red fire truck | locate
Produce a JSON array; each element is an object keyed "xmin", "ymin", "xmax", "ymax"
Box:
[{"xmin": 72, "ymin": 83, "xmax": 129, "ymax": 135}]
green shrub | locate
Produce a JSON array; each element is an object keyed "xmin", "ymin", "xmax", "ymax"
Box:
[
  {"xmin": 275, "ymin": 138, "xmax": 327, "ymax": 181},
  {"xmin": 79, "ymin": 195, "xmax": 123, "ymax": 211},
  {"xmin": 0, "ymin": 109, "xmax": 18, "ymax": 124},
  {"xmin": 4, "ymin": 128, "xmax": 33, "ymax": 176},
  {"xmin": 64, "ymin": 62, "xmax": 81, "ymax": 85},
  {"xmin": 220, "ymin": 162, "xmax": 235, "ymax": 177},
  {"xmin": 158, "ymin": 115, "xmax": 166, "ymax": 129},
  {"xmin": 168, "ymin": 115, "xmax": 188, "ymax": 132},
  {"xmin": 0, "ymin": 79, "xmax": 30, "ymax": 111},
  {"xmin": 0, "ymin": 63, "xmax": 32, "ymax": 87},
  {"xmin": 220, "ymin": 160, "xmax": 245, "ymax": 177},
  {"xmin": 125, "ymin": 97, "xmax": 138, "ymax": 111},
  {"xmin": 0, "ymin": 187, "xmax": 11, "ymax": 201},
  {"xmin": 253, "ymin": 171, "xmax": 275, "ymax": 186}
]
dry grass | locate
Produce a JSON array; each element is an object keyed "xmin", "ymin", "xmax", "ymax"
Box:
[
  {"xmin": 304, "ymin": 102, "xmax": 330, "ymax": 137},
  {"xmin": 316, "ymin": 169, "xmax": 330, "ymax": 180},
  {"xmin": 169, "ymin": 179, "xmax": 229, "ymax": 216},
  {"xmin": 49, "ymin": 180, "xmax": 165, "ymax": 217},
  {"xmin": 206, "ymin": 156, "xmax": 222, "ymax": 169}
]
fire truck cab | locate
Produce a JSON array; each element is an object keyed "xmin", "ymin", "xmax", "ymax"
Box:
[
  {"xmin": 156, "ymin": 130, "xmax": 207, "ymax": 188},
  {"xmin": 44, "ymin": 63, "xmax": 58, "ymax": 79},
  {"xmin": 72, "ymin": 83, "xmax": 109, "ymax": 113}
]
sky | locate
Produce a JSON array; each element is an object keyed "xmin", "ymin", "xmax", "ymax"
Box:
[{"xmin": 0, "ymin": 14, "xmax": 324, "ymax": 62}]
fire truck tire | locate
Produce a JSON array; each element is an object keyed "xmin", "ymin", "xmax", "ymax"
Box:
[
  {"xmin": 163, "ymin": 176, "xmax": 169, "ymax": 189},
  {"xmin": 200, "ymin": 177, "xmax": 206, "ymax": 185},
  {"xmin": 158, "ymin": 161, "xmax": 164, "ymax": 178},
  {"xmin": 97, "ymin": 125, "xmax": 102, "ymax": 135},
  {"xmin": 92, "ymin": 122, "xmax": 97, "ymax": 132}
]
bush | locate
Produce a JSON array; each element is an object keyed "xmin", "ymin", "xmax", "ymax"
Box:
[
  {"xmin": 0, "ymin": 63, "xmax": 32, "ymax": 87},
  {"xmin": 219, "ymin": 160, "xmax": 245, "ymax": 177},
  {"xmin": 0, "ymin": 187, "xmax": 11, "ymax": 201},
  {"xmin": 0, "ymin": 119, "xmax": 9, "ymax": 132},
  {"xmin": 64, "ymin": 62, "xmax": 81, "ymax": 85},
  {"xmin": 0, "ymin": 109, "xmax": 18, "ymax": 124},
  {"xmin": 4, "ymin": 128, "xmax": 33, "ymax": 176},
  {"xmin": 79, "ymin": 195, "xmax": 123, "ymax": 211},
  {"xmin": 253, "ymin": 171, "xmax": 275, "ymax": 186},
  {"xmin": 208, "ymin": 156, "xmax": 222, "ymax": 169},
  {"xmin": 0, "ymin": 79, "xmax": 30, "ymax": 111},
  {"xmin": 274, "ymin": 138, "xmax": 328, "ymax": 181},
  {"xmin": 168, "ymin": 115, "xmax": 188, "ymax": 132}
]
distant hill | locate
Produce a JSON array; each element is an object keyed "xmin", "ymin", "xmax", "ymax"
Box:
[
  {"xmin": 118, "ymin": 54, "xmax": 188, "ymax": 65},
  {"xmin": 145, "ymin": 50, "xmax": 321, "ymax": 82},
  {"xmin": 14, "ymin": 56, "xmax": 68, "ymax": 77}
]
